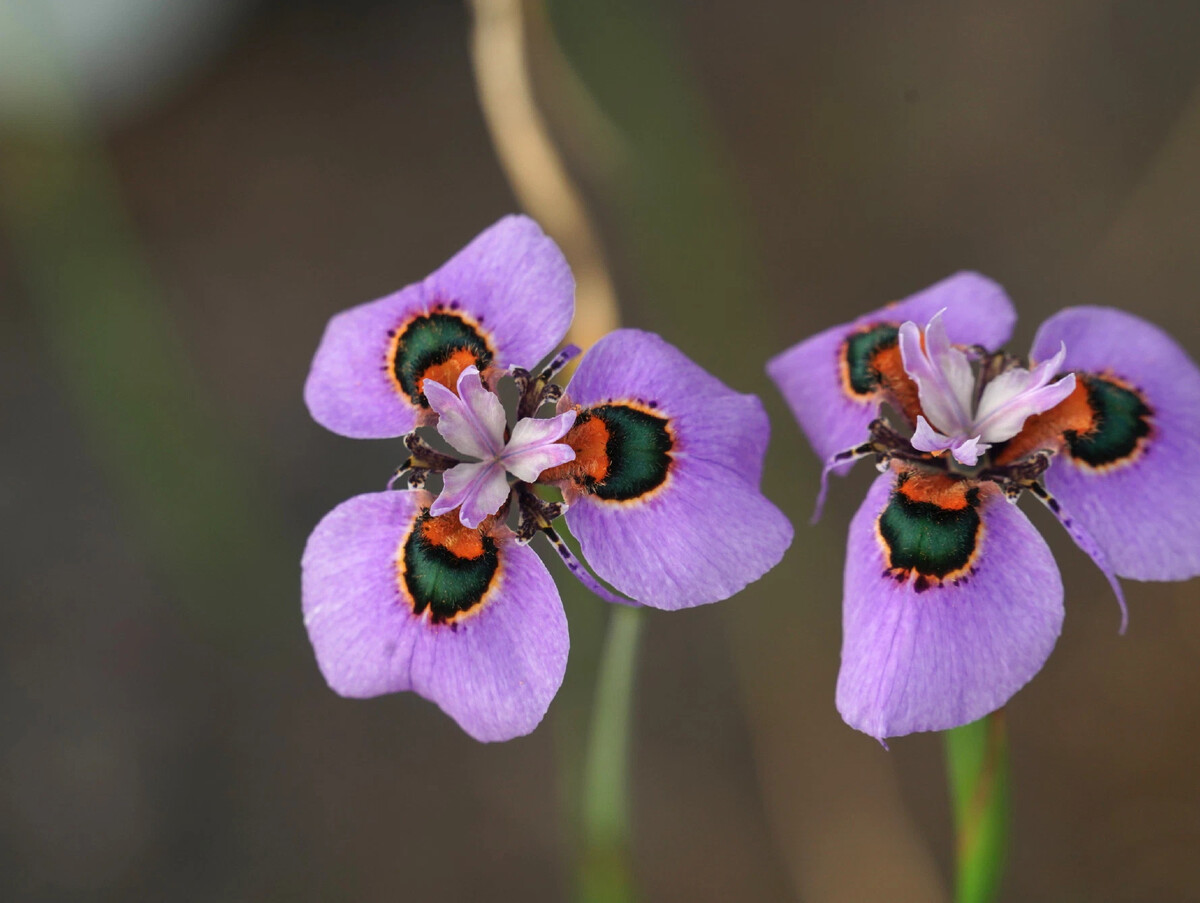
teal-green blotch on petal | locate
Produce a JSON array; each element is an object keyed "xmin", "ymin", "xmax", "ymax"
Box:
[
  {"xmin": 878, "ymin": 480, "xmax": 982, "ymax": 587},
  {"xmin": 401, "ymin": 513, "xmax": 500, "ymax": 623},
  {"xmin": 593, "ymin": 404, "xmax": 674, "ymax": 502},
  {"xmin": 1068, "ymin": 374, "xmax": 1152, "ymax": 468},
  {"xmin": 387, "ymin": 310, "xmax": 493, "ymax": 405},
  {"xmin": 842, "ymin": 323, "xmax": 900, "ymax": 397}
]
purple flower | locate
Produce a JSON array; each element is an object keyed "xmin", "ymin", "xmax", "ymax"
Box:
[
  {"xmin": 302, "ymin": 216, "xmax": 793, "ymax": 741},
  {"xmin": 767, "ymin": 273, "xmax": 1200, "ymax": 741}
]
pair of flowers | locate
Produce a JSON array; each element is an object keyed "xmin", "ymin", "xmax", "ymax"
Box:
[{"xmin": 303, "ymin": 216, "xmax": 1200, "ymax": 742}]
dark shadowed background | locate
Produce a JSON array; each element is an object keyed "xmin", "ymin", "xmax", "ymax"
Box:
[{"xmin": 2, "ymin": 1, "xmax": 1199, "ymax": 900}]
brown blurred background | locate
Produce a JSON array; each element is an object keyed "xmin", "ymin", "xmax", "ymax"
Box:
[{"xmin": 2, "ymin": 1, "xmax": 1200, "ymax": 900}]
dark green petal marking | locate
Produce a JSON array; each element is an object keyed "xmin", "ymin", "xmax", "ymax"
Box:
[
  {"xmin": 592, "ymin": 404, "xmax": 674, "ymax": 502},
  {"xmin": 388, "ymin": 311, "xmax": 493, "ymax": 406},
  {"xmin": 842, "ymin": 323, "xmax": 900, "ymax": 397},
  {"xmin": 1067, "ymin": 374, "xmax": 1152, "ymax": 468},
  {"xmin": 402, "ymin": 513, "xmax": 499, "ymax": 624},
  {"xmin": 878, "ymin": 484, "xmax": 981, "ymax": 585}
]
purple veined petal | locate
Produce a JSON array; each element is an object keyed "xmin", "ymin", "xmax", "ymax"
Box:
[
  {"xmin": 424, "ymin": 367, "xmax": 507, "ymax": 460},
  {"xmin": 1031, "ymin": 307, "xmax": 1200, "ymax": 580},
  {"xmin": 432, "ymin": 461, "xmax": 511, "ymax": 528},
  {"xmin": 566, "ymin": 329, "xmax": 774, "ymax": 488},
  {"xmin": 304, "ymin": 282, "xmax": 428, "ymax": 439},
  {"xmin": 304, "ymin": 215, "xmax": 572, "ymax": 440},
  {"xmin": 301, "ymin": 491, "xmax": 568, "ymax": 742},
  {"xmin": 559, "ymin": 329, "xmax": 792, "ymax": 608},
  {"xmin": 502, "ymin": 411, "xmax": 577, "ymax": 482},
  {"xmin": 564, "ymin": 457, "xmax": 793, "ymax": 609},
  {"xmin": 837, "ymin": 470, "xmax": 1064, "ymax": 740},
  {"xmin": 537, "ymin": 526, "xmax": 639, "ymax": 607},
  {"xmin": 766, "ymin": 271, "xmax": 1016, "ymax": 468},
  {"xmin": 425, "ymin": 214, "xmax": 575, "ymax": 372},
  {"xmin": 1025, "ymin": 483, "xmax": 1128, "ymax": 632}
]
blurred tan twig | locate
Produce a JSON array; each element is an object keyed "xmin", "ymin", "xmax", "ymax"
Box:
[{"xmin": 468, "ymin": 0, "xmax": 620, "ymax": 349}]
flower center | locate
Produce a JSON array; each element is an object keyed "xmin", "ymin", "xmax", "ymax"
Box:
[
  {"xmin": 420, "ymin": 365, "xmax": 577, "ymax": 528},
  {"xmin": 897, "ymin": 310, "xmax": 1076, "ymax": 467}
]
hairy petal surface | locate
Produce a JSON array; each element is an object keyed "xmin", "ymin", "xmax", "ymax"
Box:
[
  {"xmin": 304, "ymin": 215, "xmax": 573, "ymax": 439},
  {"xmin": 767, "ymin": 272, "xmax": 1016, "ymax": 467},
  {"xmin": 301, "ymin": 491, "xmax": 568, "ymax": 741},
  {"xmin": 837, "ymin": 472, "xmax": 1064, "ymax": 740},
  {"xmin": 1031, "ymin": 307, "xmax": 1200, "ymax": 580},
  {"xmin": 562, "ymin": 329, "xmax": 792, "ymax": 609}
]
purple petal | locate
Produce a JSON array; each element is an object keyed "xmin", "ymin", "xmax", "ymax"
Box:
[
  {"xmin": 567, "ymin": 329, "xmax": 774, "ymax": 488},
  {"xmin": 304, "ymin": 282, "xmax": 427, "ymax": 439},
  {"xmin": 1031, "ymin": 307, "xmax": 1200, "ymax": 580},
  {"xmin": 432, "ymin": 461, "xmax": 511, "ymax": 528},
  {"xmin": 837, "ymin": 471, "xmax": 1064, "ymax": 740},
  {"xmin": 303, "ymin": 216, "xmax": 573, "ymax": 440},
  {"xmin": 301, "ymin": 491, "xmax": 568, "ymax": 741},
  {"xmin": 562, "ymin": 329, "xmax": 792, "ymax": 608},
  {"xmin": 767, "ymin": 272, "xmax": 1016, "ymax": 467},
  {"xmin": 425, "ymin": 215, "xmax": 574, "ymax": 372},
  {"xmin": 565, "ymin": 457, "xmax": 793, "ymax": 609},
  {"xmin": 502, "ymin": 411, "xmax": 577, "ymax": 482},
  {"xmin": 1029, "ymin": 486, "xmax": 1128, "ymax": 632},
  {"xmin": 424, "ymin": 366, "xmax": 506, "ymax": 460}
]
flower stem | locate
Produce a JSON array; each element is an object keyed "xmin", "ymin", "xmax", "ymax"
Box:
[
  {"xmin": 945, "ymin": 711, "xmax": 1010, "ymax": 903},
  {"xmin": 577, "ymin": 604, "xmax": 643, "ymax": 903}
]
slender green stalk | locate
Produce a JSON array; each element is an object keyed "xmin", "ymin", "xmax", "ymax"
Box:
[
  {"xmin": 577, "ymin": 605, "xmax": 643, "ymax": 903},
  {"xmin": 945, "ymin": 711, "xmax": 1010, "ymax": 903}
]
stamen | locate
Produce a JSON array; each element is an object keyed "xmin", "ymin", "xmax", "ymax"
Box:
[
  {"xmin": 514, "ymin": 484, "xmax": 567, "ymax": 542},
  {"xmin": 387, "ymin": 460, "xmax": 412, "ymax": 490},
  {"xmin": 813, "ymin": 442, "xmax": 873, "ymax": 523},
  {"xmin": 538, "ymin": 344, "xmax": 581, "ymax": 382},
  {"xmin": 812, "ymin": 419, "xmax": 949, "ymax": 523},
  {"xmin": 514, "ymin": 346, "xmax": 582, "ymax": 419},
  {"xmin": 403, "ymin": 432, "xmax": 460, "ymax": 473}
]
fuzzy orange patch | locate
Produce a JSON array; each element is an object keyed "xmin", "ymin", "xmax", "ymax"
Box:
[
  {"xmin": 417, "ymin": 348, "xmax": 479, "ymax": 398},
  {"xmin": 872, "ymin": 344, "xmax": 923, "ymax": 424},
  {"xmin": 895, "ymin": 470, "xmax": 978, "ymax": 510},
  {"xmin": 539, "ymin": 413, "xmax": 611, "ymax": 485},
  {"xmin": 419, "ymin": 511, "xmax": 487, "ymax": 559},
  {"xmin": 992, "ymin": 379, "xmax": 1094, "ymax": 466}
]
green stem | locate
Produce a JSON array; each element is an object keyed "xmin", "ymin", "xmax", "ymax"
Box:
[
  {"xmin": 577, "ymin": 604, "xmax": 643, "ymax": 903},
  {"xmin": 945, "ymin": 710, "xmax": 1011, "ymax": 903}
]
